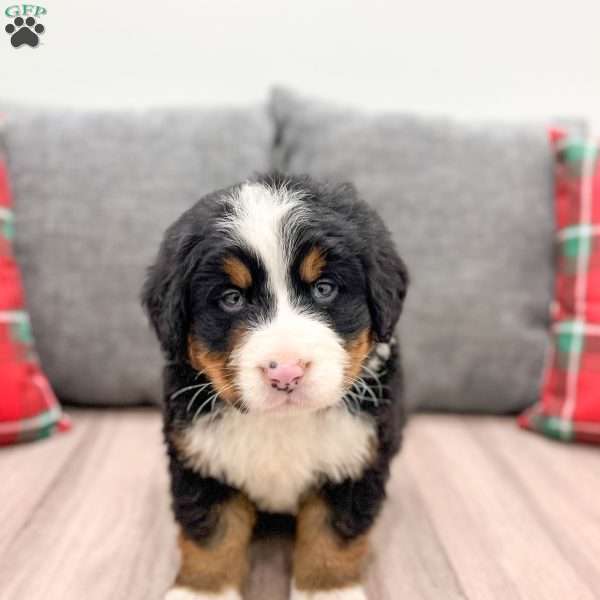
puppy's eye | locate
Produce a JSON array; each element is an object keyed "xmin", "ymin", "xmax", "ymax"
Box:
[
  {"xmin": 219, "ymin": 289, "xmax": 245, "ymax": 313},
  {"xmin": 311, "ymin": 278, "xmax": 338, "ymax": 303}
]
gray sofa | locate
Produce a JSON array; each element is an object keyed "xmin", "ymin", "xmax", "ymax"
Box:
[{"xmin": 2, "ymin": 88, "xmax": 578, "ymax": 413}]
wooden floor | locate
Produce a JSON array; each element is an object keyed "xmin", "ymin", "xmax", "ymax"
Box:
[{"xmin": 1, "ymin": 409, "xmax": 599, "ymax": 600}]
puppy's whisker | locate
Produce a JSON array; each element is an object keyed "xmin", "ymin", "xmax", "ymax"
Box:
[
  {"xmin": 346, "ymin": 379, "xmax": 366, "ymax": 402},
  {"xmin": 349, "ymin": 380, "xmax": 368, "ymax": 400},
  {"xmin": 235, "ymin": 393, "xmax": 251, "ymax": 415},
  {"xmin": 361, "ymin": 365, "xmax": 384, "ymax": 397},
  {"xmin": 192, "ymin": 383, "xmax": 236, "ymax": 422},
  {"xmin": 356, "ymin": 376, "xmax": 379, "ymax": 405},
  {"xmin": 350, "ymin": 396, "xmax": 362, "ymax": 412},
  {"xmin": 214, "ymin": 383, "xmax": 234, "ymax": 401},
  {"xmin": 343, "ymin": 395, "xmax": 360, "ymax": 415},
  {"xmin": 186, "ymin": 384, "xmax": 215, "ymax": 413},
  {"xmin": 193, "ymin": 391, "xmax": 220, "ymax": 421},
  {"xmin": 170, "ymin": 382, "xmax": 212, "ymax": 401},
  {"xmin": 342, "ymin": 391, "xmax": 362, "ymax": 413},
  {"xmin": 361, "ymin": 365, "xmax": 382, "ymax": 381},
  {"xmin": 209, "ymin": 384, "xmax": 233, "ymax": 422},
  {"xmin": 346, "ymin": 376, "xmax": 392, "ymax": 407},
  {"xmin": 188, "ymin": 384, "xmax": 217, "ymax": 415}
]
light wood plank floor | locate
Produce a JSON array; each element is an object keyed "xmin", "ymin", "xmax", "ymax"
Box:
[{"xmin": 1, "ymin": 409, "xmax": 598, "ymax": 600}]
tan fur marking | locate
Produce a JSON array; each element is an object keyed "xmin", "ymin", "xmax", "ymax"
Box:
[
  {"xmin": 223, "ymin": 256, "xmax": 252, "ymax": 289},
  {"xmin": 188, "ymin": 338, "xmax": 236, "ymax": 402},
  {"xmin": 299, "ymin": 246, "xmax": 327, "ymax": 283},
  {"xmin": 344, "ymin": 329, "xmax": 373, "ymax": 385},
  {"xmin": 345, "ymin": 329, "xmax": 379, "ymax": 463},
  {"xmin": 293, "ymin": 495, "xmax": 370, "ymax": 591},
  {"xmin": 176, "ymin": 495, "xmax": 256, "ymax": 593}
]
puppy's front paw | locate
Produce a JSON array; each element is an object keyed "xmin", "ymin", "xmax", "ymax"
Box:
[
  {"xmin": 290, "ymin": 584, "xmax": 368, "ymax": 600},
  {"xmin": 164, "ymin": 586, "xmax": 242, "ymax": 600}
]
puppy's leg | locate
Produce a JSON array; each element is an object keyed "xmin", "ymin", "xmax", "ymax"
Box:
[
  {"xmin": 291, "ymin": 494, "xmax": 373, "ymax": 600},
  {"xmin": 166, "ymin": 494, "xmax": 256, "ymax": 600},
  {"xmin": 164, "ymin": 458, "xmax": 256, "ymax": 600}
]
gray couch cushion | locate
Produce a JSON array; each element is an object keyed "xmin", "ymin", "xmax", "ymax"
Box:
[
  {"xmin": 271, "ymin": 88, "xmax": 562, "ymax": 413},
  {"xmin": 2, "ymin": 105, "xmax": 272, "ymax": 405}
]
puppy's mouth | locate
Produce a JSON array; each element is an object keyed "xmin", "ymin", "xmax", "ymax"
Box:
[
  {"xmin": 255, "ymin": 386, "xmax": 315, "ymax": 414},
  {"xmin": 258, "ymin": 391, "xmax": 326, "ymax": 415}
]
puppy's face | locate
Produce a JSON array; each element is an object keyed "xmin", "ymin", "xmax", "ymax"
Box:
[{"xmin": 143, "ymin": 175, "xmax": 407, "ymax": 415}]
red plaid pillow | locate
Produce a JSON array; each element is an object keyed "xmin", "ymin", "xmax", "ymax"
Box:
[
  {"xmin": 519, "ymin": 130, "xmax": 600, "ymax": 443},
  {"xmin": 0, "ymin": 149, "xmax": 70, "ymax": 445}
]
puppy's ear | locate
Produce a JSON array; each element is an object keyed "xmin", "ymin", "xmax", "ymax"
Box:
[
  {"xmin": 141, "ymin": 222, "xmax": 201, "ymax": 362},
  {"xmin": 363, "ymin": 215, "xmax": 409, "ymax": 343}
]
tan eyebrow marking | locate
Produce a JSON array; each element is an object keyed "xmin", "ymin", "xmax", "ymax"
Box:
[
  {"xmin": 299, "ymin": 246, "xmax": 326, "ymax": 283},
  {"xmin": 223, "ymin": 256, "xmax": 252, "ymax": 289}
]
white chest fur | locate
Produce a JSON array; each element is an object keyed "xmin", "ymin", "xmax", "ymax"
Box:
[{"xmin": 178, "ymin": 407, "xmax": 376, "ymax": 514}]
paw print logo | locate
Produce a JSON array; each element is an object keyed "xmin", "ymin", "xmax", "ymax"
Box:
[{"xmin": 5, "ymin": 16, "xmax": 45, "ymax": 48}]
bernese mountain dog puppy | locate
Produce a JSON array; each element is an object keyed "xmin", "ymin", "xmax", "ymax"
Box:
[{"xmin": 142, "ymin": 173, "xmax": 408, "ymax": 600}]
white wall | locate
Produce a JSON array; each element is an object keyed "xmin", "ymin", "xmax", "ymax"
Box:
[{"xmin": 1, "ymin": 0, "xmax": 598, "ymax": 129}]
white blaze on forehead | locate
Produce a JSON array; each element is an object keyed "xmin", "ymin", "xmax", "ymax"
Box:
[
  {"xmin": 222, "ymin": 181, "xmax": 348, "ymax": 413},
  {"xmin": 224, "ymin": 182, "xmax": 304, "ymax": 304}
]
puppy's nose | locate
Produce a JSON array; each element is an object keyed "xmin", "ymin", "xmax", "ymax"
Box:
[{"xmin": 264, "ymin": 360, "xmax": 306, "ymax": 391}]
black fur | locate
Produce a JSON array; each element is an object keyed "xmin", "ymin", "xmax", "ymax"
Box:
[
  {"xmin": 326, "ymin": 342, "xmax": 404, "ymax": 540},
  {"xmin": 142, "ymin": 173, "xmax": 408, "ymax": 548}
]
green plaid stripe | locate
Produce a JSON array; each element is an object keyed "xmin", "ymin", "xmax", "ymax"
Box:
[
  {"xmin": 558, "ymin": 226, "xmax": 600, "ymax": 275},
  {"xmin": 0, "ymin": 206, "xmax": 14, "ymax": 241},
  {"xmin": 554, "ymin": 320, "xmax": 585, "ymax": 355},
  {"xmin": 0, "ymin": 405, "xmax": 62, "ymax": 442},
  {"xmin": 528, "ymin": 412, "xmax": 574, "ymax": 442},
  {"xmin": 0, "ymin": 310, "xmax": 33, "ymax": 342},
  {"xmin": 559, "ymin": 142, "xmax": 600, "ymax": 164},
  {"xmin": 11, "ymin": 317, "xmax": 34, "ymax": 346},
  {"xmin": 0, "ymin": 310, "xmax": 36, "ymax": 363}
]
